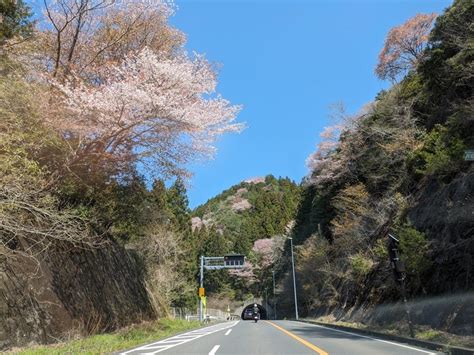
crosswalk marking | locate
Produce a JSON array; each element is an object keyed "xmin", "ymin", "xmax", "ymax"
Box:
[{"xmin": 120, "ymin": 321, "xmax": 239, "ymax": 355}]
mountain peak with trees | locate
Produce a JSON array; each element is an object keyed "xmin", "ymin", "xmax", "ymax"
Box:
[{"xmin": 192, "ymin": 175, "xmax": 301, "ymax": 254}]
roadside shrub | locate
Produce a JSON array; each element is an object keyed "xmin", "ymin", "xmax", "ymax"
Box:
[
  {"xmin": 397, "ymin": 223, "xmax": 432, "ymax": 275},
  {"xmin": 350, "ymin": 253, "xmax": 374, "ymax": 279},
  {"xmin": 372, "ymin": 238, "xmax": 389, "ymax": 261},
  {"xmin": 410, "ymin": 123, "xmax": 465, "ymax": 179}
]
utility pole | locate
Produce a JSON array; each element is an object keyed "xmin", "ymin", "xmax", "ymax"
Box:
[
  {"xmin": 265, "ymin": 288, "xmax": 268, "ymax": 316},
  {"xmin": 272, "ymin": 270, "xmax": 277, "ymax": 320},
  {"xmin": 388, "ymin": 234, "xmax": 415, "ymax": 338},
  {"xmin": 289, "ymin": 237, "xmax": 299, "ymax": 320}
]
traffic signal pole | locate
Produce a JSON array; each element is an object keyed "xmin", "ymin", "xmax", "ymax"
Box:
[
  {"xmin": 272, "ymin": 270, "xmax": 277, "ymax": 320},
  {"xmin": 289, "ymin": 237, "xmax": 299, "ymax": 320},
  {"xmin": 197, "ymin": 254, "xmax": 245, "ymax": 322}
]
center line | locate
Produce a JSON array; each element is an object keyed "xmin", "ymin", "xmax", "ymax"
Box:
[
  {"xmin": 265, "ymin": 321, "xmax": 328, "ymax": 355},
  {"xmin": 209, "ymin": 345, "xmax": 220, "ymax": 355},
  {"xmin": 225, "ymin": 329, "xmax": 232, "ymax": 336}
]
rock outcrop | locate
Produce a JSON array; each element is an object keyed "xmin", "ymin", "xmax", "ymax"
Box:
[{"xmin": 0, "ymin": 240, "xmax": 155, "ymax": 349}]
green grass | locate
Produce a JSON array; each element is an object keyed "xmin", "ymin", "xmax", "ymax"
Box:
[
  {"xmin": 416, "ymin": 329, "xmax": 450, "ymax": 343},
  {"xmin": 308, "ymin": 317, "xmax": 474, "ymax": 349},
  {"xmin": 11, "ymin": 318, "xmax": 201, "ymax": 355}
]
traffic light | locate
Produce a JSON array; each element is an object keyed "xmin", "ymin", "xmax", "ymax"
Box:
[
  {"xmin": 388, "ymin": 233, "xmax": 406, "ymax": 283},
  {"xmin": 223, "ymin": 254, "xmax": 245, "ymax": 268},
  {"xmin": 387, "ymin": 233, "xmax": 415, "ymax": 339}
]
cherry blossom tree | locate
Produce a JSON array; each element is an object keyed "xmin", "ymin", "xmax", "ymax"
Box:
[
  {"xmin": 37, "ymin": 0, "xmax": 242, "ymax": 179},
  {"xmin": 42, "ymin": 0, "xmax": 184, "ymax": 78},
  {"xmin": 253, "ymin": 238, "xmax": 274, "ymax": 268},
  {"xmin": 52, "ymin": 48, "xmax": 242, "ymax": 177},
  {"xmin": 229, "ymin": 261, "xmax": 256, "ymax": 283},
  {"xmin": 306, "ymin": 103, "xmax": 350, "ymax": 186},
  {"xmin": 306, "ymin": 103, "xmax": 374, "ymax": 187},
  {"xmin": 230, "ymin": 238, "xmax": 279, "ymax": 286},
  {"xmin": 375, "ymin": 13, "xmax": 437, "ymax": 82}
]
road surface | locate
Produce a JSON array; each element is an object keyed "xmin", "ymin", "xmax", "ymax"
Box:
[{"xmin": 120, "ymin": 320, "xmax": 442, "ymax": 355}]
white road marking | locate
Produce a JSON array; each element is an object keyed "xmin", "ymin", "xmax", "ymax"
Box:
[
  {"xmin": 160, "ymin": 339, "xmax": 185, "ymax": 343},
  {"xmin": 225, "ymin": 329, "xmax": 232, "ymax": 336},
  {"xmin": 176, "ymin": 333, "xmax": 196, "ymax": 339},
  {"xmin": 303, "ymin": 322, "xmax": 437, "ymax": 354},
  {"xmin": 209, "ymin": 345, "xmax": 220, "ymax": 355},
  {"xmin": 120, "ymin": 321, "xmax": 239, "ymax": 355}
]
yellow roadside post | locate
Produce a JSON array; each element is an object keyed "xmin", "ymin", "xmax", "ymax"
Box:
[{"xmin": 202, "ymin": 296, "xmax": 207, "ymax": 321}]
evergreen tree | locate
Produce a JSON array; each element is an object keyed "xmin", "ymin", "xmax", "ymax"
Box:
[
  {"xmin": 147, "ymin": 179, "xmax": 169, "ymax": 225},
  {"xmin": 0, "ymin": 0, "xmax": 33, "ymax": 45},
  {"xmin": 167, "ymin": 178, "xmax": 191, "ymax": 233},
  {"xmin": 108, "ymin": 174, "xmax": 148, "ymax": 242}
]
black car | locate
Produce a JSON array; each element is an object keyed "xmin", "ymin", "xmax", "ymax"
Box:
[{"xmin": 243, "ymin": 309, "xmax": 254, "ymax": 320}]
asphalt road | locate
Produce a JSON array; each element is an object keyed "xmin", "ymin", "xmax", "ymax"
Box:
[{"xmin": 120, "ymin": 320, "xmax": 442, "ymax": 355}]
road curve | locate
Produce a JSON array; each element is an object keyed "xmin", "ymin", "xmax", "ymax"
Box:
[{"xmin": 119, "ymin": 319, "xmax": 442, "ymax": 355}]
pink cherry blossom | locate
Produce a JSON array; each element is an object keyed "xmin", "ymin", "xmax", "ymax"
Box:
[{"xmin": 50, "ymin": 47, "xmax": 243, "ymax": 175}]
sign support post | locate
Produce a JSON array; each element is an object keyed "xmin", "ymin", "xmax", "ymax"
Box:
[
  {"xmin": 197, "ymin": 254, "xmax": 245, "ymax": 322},
  {"xmin": 199, "ymin": 255, "xmax": 204, "ymax": 322}
]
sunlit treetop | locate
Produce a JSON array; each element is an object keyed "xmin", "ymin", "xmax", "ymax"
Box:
[{"xmin": 375, "ymin": 13, "xmax": 437, "ymax": 82}]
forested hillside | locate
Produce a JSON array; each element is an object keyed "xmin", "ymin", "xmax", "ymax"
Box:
[
  {"xmin": 277, "ymin": 0, "xmax": 473, "ymax": 335},
  {"xmin": 191, "ymin": 175, "xmax": 300, "ymax": 298},
  {"xmin": 193, "ymin": 175, "xmax": 300, "ymax": 253}
]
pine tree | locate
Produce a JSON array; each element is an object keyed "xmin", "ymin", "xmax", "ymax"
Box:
[
  {"xmin": 0, "ymin": 0, "xmax": 33, "ymax": 45},
  {"xmin": 166, "ymin": 178, "xmax": 191, "ymax": 233},
  {"xmin": 147, "ymin": 179, "xmax": 169, "ymax": 225}
]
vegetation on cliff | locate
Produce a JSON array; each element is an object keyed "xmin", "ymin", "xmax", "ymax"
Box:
[{"xmin": 193, "ymin": 175, "xmax": 300, "ymax": 252}]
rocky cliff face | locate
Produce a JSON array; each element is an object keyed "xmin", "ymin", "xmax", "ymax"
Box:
[
  {"xmin": 276, "ymin": 169, "xmax": 474, "ymax": 335},
  {"xmin": 276, "ymin": 0, "xmax": 474, "ymax": 336},
  {"xmin": 0, "ymin": 240, "xmax": 155, "ymax": 349},
  {"xmin": 409, "ymin": 169, "xmax": 474, "ymax": 293}
]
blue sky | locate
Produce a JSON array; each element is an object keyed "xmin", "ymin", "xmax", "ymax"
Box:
[{"xmin": 171, "ymin": 0, "xmax": 451, "ymax": 208}]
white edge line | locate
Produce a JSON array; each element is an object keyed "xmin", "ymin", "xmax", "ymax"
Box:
[
  {"xmin": 120, "ymin": 321, "xmax": 239, "ymax": 355},
  {"xmin": 209, "ymin": 344, "xmax": 220, "ymax": 355},
  {"xmin": 302, "ymin": 322, "xmax": 437, "ymax": 355},
  {"xmin": 225, "ymin": 329, "xmax": 232, "ymax": 336}
]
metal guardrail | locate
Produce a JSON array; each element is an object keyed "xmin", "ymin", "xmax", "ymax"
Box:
[{"xmin": 171, "ymin": 307, "xmax": 232, "ymax": 322}]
